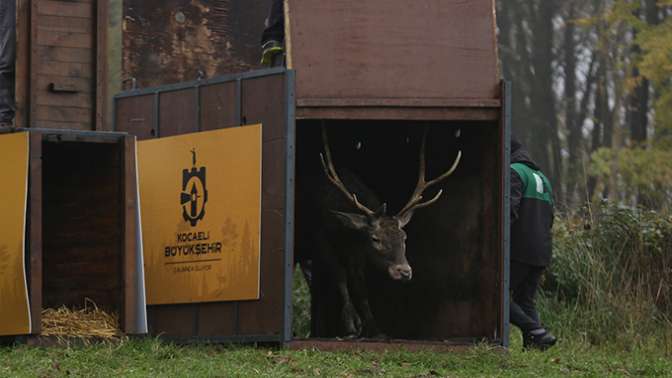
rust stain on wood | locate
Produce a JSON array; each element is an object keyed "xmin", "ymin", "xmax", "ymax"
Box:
[{"xmin": 123, "ymin": 0, "xmax": 263, "ymax": 88}]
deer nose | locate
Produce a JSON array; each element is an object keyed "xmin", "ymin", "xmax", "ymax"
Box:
[{"xmin": 397, "ymin": 265, "xmax": 413, "ymax": 281}]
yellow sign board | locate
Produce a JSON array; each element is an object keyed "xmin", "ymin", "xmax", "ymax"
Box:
[
  {"xmin": 138, "ymin": 125, "xmax": 262, "ymax": 305},
  {"xmin": 0, "ymin": 132, "xmax": 32, "ymax": 336}
]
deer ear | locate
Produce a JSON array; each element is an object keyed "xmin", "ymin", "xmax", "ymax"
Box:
[
  {"xmin": 397, "ymin": 210, "xmax": 415, "ymax": 228},
  {"xmin": 331, "ymin": 210, "xmax": 370, "ymax": 230}
]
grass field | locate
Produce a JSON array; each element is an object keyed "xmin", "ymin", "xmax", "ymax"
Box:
[
  {"xmin": 1, "ymin": 331, "xmax": 671, "ymax": 377},
  {"xmin": 3, "ymin": 269, "xmax": 672, "ymax": 377},
  {"xmin": 3, "ymin": 210, "xmax": 671, "ymax": 377}
]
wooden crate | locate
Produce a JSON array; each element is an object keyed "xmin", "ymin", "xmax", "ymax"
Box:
[
  {"xmin": 113, "ymin": 0, "xmax": 510, "ymax": 348},
  {"xmin": 15, "ymin": 0, "xmax": 101, "ymax": 129},
  {"xmin": 285, "ymin": 0, "xmax": 501, "ymax": 121},
  {"xmin": 281, "ymin": 0, "xmax": 509, "ymax": 348},
  {"xmin": 0, "ymin": 129, "xmax": 146, "ymax": 340},
  {"xmin": 14, "ymin": 0, "xmax": 271, "ymax": 130},
  {"xmin": 14, "ymin": 0, "xmax": 501, "ymax": 127},
  {"xmin": 114, "ymin": 69, "xmax": 295, "ymax": 343}
]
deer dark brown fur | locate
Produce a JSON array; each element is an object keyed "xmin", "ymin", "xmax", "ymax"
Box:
[{"xmin": 296, "ymin": 127, "xmax": 461, "ymax": 337}]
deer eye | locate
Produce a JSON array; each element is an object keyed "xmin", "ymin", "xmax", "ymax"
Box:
[{"xmin": 371, "ymin": 236, "xmax": 381, "ymax": 243}]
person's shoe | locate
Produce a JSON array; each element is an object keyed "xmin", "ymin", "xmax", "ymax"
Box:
[
  {"xmin": 261, "ymin": 40, "xmax": 284, "ymax": 66},
  {"xmin": 523, "ymin": 328, "xmax": 557, "ymax": 351}
]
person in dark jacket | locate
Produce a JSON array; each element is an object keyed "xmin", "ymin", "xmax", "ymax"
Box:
[
  {"xmin": 0, "ymin": 0, "xmax": 15, "ymax": 127},
  {"xmin": 510, "ymin": 137, "xmax": 557, "ymax": 350},
  {"xmin": 260, "ymin": 0, "xmax": 285, "ymax": 66}
]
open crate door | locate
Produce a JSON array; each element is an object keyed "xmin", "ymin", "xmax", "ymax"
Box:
[
  {"xmin": 115, "ymin": 68, "xmax": 295, "ymax": 343},
  {"xmin": 0, "ymin": 133, "xmax": 32, "ymax": 336}
]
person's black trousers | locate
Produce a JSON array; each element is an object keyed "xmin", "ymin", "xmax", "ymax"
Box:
[
  {"xmin": 261, "ymin": 0, "xmax": 285, "ymax": 45},
  {"xmin": 510, "ymin": 260, "xmax": 545, "ymax": 334},
  {"xmin": 0, "ymin": 0, "xmax": 15, "ymax": 123}
]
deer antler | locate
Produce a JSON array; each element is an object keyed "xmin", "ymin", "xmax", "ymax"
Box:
[
  {"xmin": 320, "ymin": 126, "xmax": 376, "ymax": 216},
  {"xmin": 397, "ymin": 128, "xmax": 462, "ymax": 217}
]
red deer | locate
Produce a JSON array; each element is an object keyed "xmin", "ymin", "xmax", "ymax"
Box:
[{"xmin": 296, "ymin": 127, "xmax": 461, "ymax": 337}]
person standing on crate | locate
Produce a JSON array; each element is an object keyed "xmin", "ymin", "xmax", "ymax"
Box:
[
  {"xmin": 260, "ymin": 0, "xmax": 285, "ymax": 67},
  {"xmin": 0, "ymin": 0, "xmax": 15, "ymax": 128},
  {"xmin": 510, "ymin": 137, "xmax": 557, "ymax": 350}
]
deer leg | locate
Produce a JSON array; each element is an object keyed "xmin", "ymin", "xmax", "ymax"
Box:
[
  {"xmin": 349, "ymin": 267, "xmax": 385, "ymax": 339},
  {"xmin": 335, "ymin": 266, "xmax": 360, "ymax": 337}
]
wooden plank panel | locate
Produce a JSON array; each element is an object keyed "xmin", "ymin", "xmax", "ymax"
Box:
[
  {"xmin": 42, "ymin": 142, "xmax": 123, "ymax": 311},
  {"xmin": 37, "ymin": 15, "xmax": 92, "ymax": 33},
  {"xmin": 242, "ymin": 76, "xmax": 286, "ymax": 142},
  {"xmin": 38, "ymin": 1, "xmax": 93, "ymax": 18},
  {"xmin": 32, "ymin": 121, "xmax": 90, "ymax": 130},
  {"xmin": 158, "ymin": 90, "xmax": 198, "ymax": 137},
  {"xmin": 37, "ymin": 30, "xmax": 93, "ymax": 49},
  {"xmin": 34, "ymin": 91, "xmax": 92, "ymax": 108},
  {"xmin": 34, "ymin": 106, "xmax": 92, "ymax": 124},
  {"xmin": 287, "ymin": 0, "xmax": 499, "ymax": 102},
  {"xmin": 36, "ymin": 62, "xmax": 93, "ymax": 79},
  {"xmin": 261, "ymin": 139, "xmax": 287, "ymax": 211},
  {"xmin": 37, "ymin": 46, "xmax": 93, "ymax": 64},
  {"xmin": 37, "ymin": 75, "xmax": 93, "ymax": 94},
  {"xmin": 29, "ymin": 0, "xmax": 95, "ymax": 129},
  {"xmin": 237, "ymin": 246, "xmax": 284, "ymax": 335},
  {"xmin": 29, "ymin": 134, "xmax": 43, "ymax": 334},
  {"xmin": 296, "ymin": 107, "xmax": 500, "ymax": 122},
  {"xmin": 197, "ymin": 303, "xmax": 237, "ymax": 337},
  {"xmin": 122, "ymin": 0, "xmax": 265, "ymax": 88},
  {"xmin": 135, "ymin": 72, "xmax": 291, "ymax": 340},
  {"xmin": 237, "ymin": 74, "xmax": 288, "ymax": 334},
  {"xmin": 123, "ymin": 137, "xmax": 139, "ymax": 334},
  {"xmin": 147, "ymin": 306, "xmax": 196, "ymax": 338},
  {"xmin": 97, "ymin": 0, "xmax": 110, "ymax": 130},
  {"xmin": 200, "ymin": 82, "xmax": 238, "ymax": 130},
  {"xmin": 115, "ymin": 95, "xmax": 156, "ymax": 140}
]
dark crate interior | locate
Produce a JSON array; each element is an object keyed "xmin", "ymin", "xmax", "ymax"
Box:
[
  {"xmin": 41, "ymin": 141, "xmax": 124, "ymax": 314},
  {"xmin": 294, "ymin": 120, "xmax": 502, "ymax": 341}
]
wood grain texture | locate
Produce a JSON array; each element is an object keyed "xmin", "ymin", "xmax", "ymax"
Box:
[
  {"xmin": 123, "ymin": 136, "xmax": 139, "ymax": 334},
  {"xmin": 200, "ymin": 83, "xmax": 239, "ymax": 131},
  {"xmin": 122, "ymin": 0, "xmax": 268, "ymax": 88},
  {"xmin": 29, "ymin": 134, "xmax": 43, "ymax": 334},
  {"xmin": 296, "ymin": 121, "xmax": 503, "ymax": 340},
  {"xmin": 30, "ymin": 1, "xmax": 96, "ymax": 129},
  {"xmin": 158, "ymin": 90, "xmax": 198, "ymax": 137},
  {"xmin": 37, "ymin": 1, "xmax": 93, "ymax": 18},
  {"xmin": 42, "ymin": 141, "xmax": 123, "ymax": 312},
  {"xmin": 286, "ymin": 0, "xmax": 500, "ymax": 102},
  {"xmin": 114, "ymin": 95, "xmax": 156, "ymax": 140},
  {"xmin": 118, "ymin": 73, "xmax": 290, "ymax": 341}
]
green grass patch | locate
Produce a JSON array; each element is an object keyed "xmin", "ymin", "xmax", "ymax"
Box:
[
  {"xmin": 0, "ymin": 334, "xmax": 671, "ymax": 377},
  {"xmin": 3, "ymin": 205, "xmax": 671, "ymax": 376}
]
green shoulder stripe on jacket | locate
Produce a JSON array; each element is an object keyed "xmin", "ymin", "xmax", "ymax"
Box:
[{"xmin": 511, "ymin": 163, "xmax": 553, "ymax": 205}]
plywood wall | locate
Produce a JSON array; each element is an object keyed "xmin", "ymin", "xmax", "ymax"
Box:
[
  {"xmin": 30, "ymin": 0, "xmax": 97, "ymax": 130},
  {"xmin": 121, "ymin": 0, "xmax": 268, "ymax": 89}
]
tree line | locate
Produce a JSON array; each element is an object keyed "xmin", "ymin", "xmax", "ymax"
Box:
[{"xmin": 497, "ymin": 0, "xmax": 672, "ymax": 211}]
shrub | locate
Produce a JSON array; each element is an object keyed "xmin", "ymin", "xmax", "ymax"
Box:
[{"xmin": 545, "ymin": 203, "xmax": 672, "ymax": 346}]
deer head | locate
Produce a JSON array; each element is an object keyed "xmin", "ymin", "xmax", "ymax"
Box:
[{"xmin": 320, "ymin": 127, "xmax": 461, "ymax": 281}]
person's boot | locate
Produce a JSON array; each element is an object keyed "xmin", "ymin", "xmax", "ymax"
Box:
[
  {"xmin": 261, "ymin": 40, "xmax": 284, "ymax": 67},
  {"xmin": 523, "ymin": 328, "xmax": 557, "ymax": 351}
]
